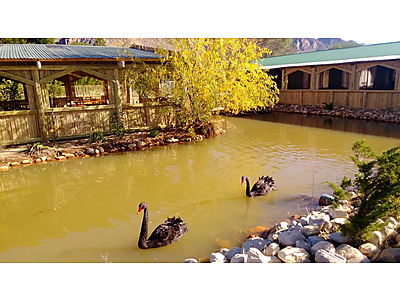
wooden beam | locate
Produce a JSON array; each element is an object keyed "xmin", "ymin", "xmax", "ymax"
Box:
[
  {"xmin": 0, "ymin": 70, "xmax": 34, "ymax": 85},
  {"xmin": 39, "ymin": 68, "xmax": 79, "ymax": 84},
  {"xmin": 32, "ymin": 70, "xmax": 49, "ymax": 143}
]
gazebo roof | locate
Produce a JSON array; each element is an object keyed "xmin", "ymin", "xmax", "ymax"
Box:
[
  {"xmin": 259, "ymin": 41, "xmax": 400, "ymax": 69},
  {"xmin": 0, "ymin": 44, "xmax": 160, "ymax": 61}
]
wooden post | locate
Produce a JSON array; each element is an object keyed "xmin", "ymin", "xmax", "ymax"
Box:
[
  {"xmin": 32, "ymin": 70, "xmax": 49, "ymax": 143},
  {"xmin": 112, "ymin": 69, "xmax": 123, "ymax": 123}
]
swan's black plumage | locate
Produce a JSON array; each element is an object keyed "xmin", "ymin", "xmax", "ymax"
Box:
[
  {"xmin": 137, "ymin": 202, "xmax": 188, "ymax": 249},
  {"xmin": 241, "ymin": 175, "xmax": 275, "ymax": 197}
]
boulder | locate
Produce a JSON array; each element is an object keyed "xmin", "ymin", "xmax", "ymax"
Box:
[
  {"xmin": 315, "ymin": 249, "xmax": 347, "ymax": 263},
  {"xmin": 374, "ymin": 248, "xmax": 400, "ymax": 263},
  {"xmin": 331, "ymin": 218, "xmax": 347, "ymax": 226},
  {"xmin": 318, "ymin": 194, "xmax": 334, "ymax": 206},
  {"xmin": 347, "ymin": 255, "xmax": 370, "ymax": 263},
  {"xmin": 299, "ymin": 215, "xmax": 310, "ymax": 226},
  {"xmin": 21, "ymin": 159, "xmax": 31, "ymax": 164},
  {"xmin": 329, "ymin": 232, "xmax": 351, "ymax": 245},
  {"xmin": 300, "ymin": 225, "xmax": 320, "ymax": 237},
  {"xmin": 246, "ymin": 248, "xmax": 271, "ymax": 263},
  {"xmin": 230, "ymin": 254, "xmax": 247, "ymax": 263},
  {"xmin": 86, "ymin": 148, "xmax": 95, "ymax": 155},
  {"xmin": 329, "ymin": 205, "xmax": 349, "ymax": 219},
  {"xmin": 278, "ymin": 230, "xmax": 306, "ymax": 247},
  {"xmin": 308, "ymin": 235, "xmax": 324, "ymax": 246},
  {"xmin": 359, "ymin": 243, "xmax": 381, "ymax": 258},
  {"xmin": 225, "ymin": 247, "xmax": 242, "ymax": 261},
  {"xmin": 296, "ymin": 239, "xmax": 311, "ymax": 252},
  {"xmin": 210, "ymin": 252, "xmax": 227, "ymax": 263},
  {"xmin": 242, "ymin": 237, "xmax": 272, "ymax": 253},
  {"xmin": 309, "ymin": 211, "xmax": 331, "ymax": 229},
  {"xmin": 64, "ymin": 153, "xmax": 75, "ymax": 158},
  {"xmin": 335, "ymin": 244, "xmax": 363, "ymax": 260},
  {"xmin": 311, "ymin": 241, "xmax": 335, "ymax": 255},
  {"xmin": 184, "ymin": 258, "xmax": 198, "ymax": 263},
  {"xmin": 367, "ymin": 231, "xmax": 383, "ymax": 246},
  {"xmin": 277, "ymin": 246, "xmax": 311, "ymax": 263},
  {"xmin": 263, "ymin": 242, "xmax": 280, "ymax": 256},
  {"xmin": 0, "ymin": 165, "xmax": 10, "ymax": 171},
  {"xmin": 217, "ymin": 248, "xmax": 230, "ymax": 256},
  {"xmin": 56, "ymin": 156, "xmax": 66, "ymax": 160},
  {"xmin": 269, "ymin": 256, "xmax": 282, "ymax": 263}
]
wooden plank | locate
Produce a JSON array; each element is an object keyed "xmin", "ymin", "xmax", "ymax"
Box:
[{"xmin": 0, "ymin": 70, "xmax": 34, "ymax": 85}]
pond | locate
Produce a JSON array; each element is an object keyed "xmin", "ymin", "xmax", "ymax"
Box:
[{"xmin": 0, "ymin": 112, "xmax": 399, "ymax": 262}]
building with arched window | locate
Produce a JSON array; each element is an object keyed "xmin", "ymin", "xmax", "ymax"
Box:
[{"xmin": 259, "ymin": 41, "xmax": 400, "ymax": 110}]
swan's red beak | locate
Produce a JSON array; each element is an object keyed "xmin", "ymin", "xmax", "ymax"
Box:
[
  {"xmin": 137, "ymin": 207, "xmax": 142, "ymax": 215},
  {"xmin": 241, "ymin": 179, "xmax": 244, "ymax": 185}
]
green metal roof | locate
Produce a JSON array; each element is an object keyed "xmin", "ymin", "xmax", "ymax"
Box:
[
  {"xmin": 259, "ymin": 41, "xmax": 400, "ymax": 69},
  {"xmin": 0, "ymin": 44, "xmax": 160, "ymax": 60}
]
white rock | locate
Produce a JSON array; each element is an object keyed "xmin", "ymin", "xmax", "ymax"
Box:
[
  {"xmin": 277, "ymin": 246, "xmax": 311, "ymax": 263},
  {"xmin": 246, "ymin": 248, "xmax": 271, "ymax": 263},
  {"xmin": 278, "ymin": 230, "xmax": 306, "ymax": 247},
  {"xmin": 300, "ymin": 225, "xmax": 320, "ymax": 237},
  {"xmin": 329, "ymin": 206, "xmax": 349, "ymax": 219},
  {"xmin": 311, "ymin": 241, "xmax": 335, "ymax": 255},
  {"xmin": 184, "ymin": 258, "xmax": 198, "ymax": 263},
  {"xmin": 308, "ymin": 235, "xmax": 324, "ymax": 246},
  {"xmin": 329, "ymin": 232, "xmax": 351, "ymax": 244},
  {"xmin": 331, "ymin": 218, "xmax": 347, "ymax": 226},
  {"xmin": 385, "ymin": 217, "xmax": 398, "ymax": 229},
  {"xmin": 242, "ymin": 237, "xmax": 271, "ymax": 253},
  {"xmin": 335, "ymin": 244, "xmax": 363, "ymax": 260},
  {"xmin": 217, "ymin": 248, "xmax": 230, "ymax": 255},
  {"xmin": 359, "ymin": 243, "xmax": 381, "ymax": 258},
  {"xmin": 367, "ymin": 231, "xmax": 383, "ymax": 246},
  {"xmin": 275, "ymin": 221, "xmax": 289, "ymax": 231},
  {"xmin": 210, "ymin": 252, "xmax": 227, "ymax": 263},
  {"xmin": 299, "ymin": 215, "xmax": 310, "ymax": 226},
  {"xmin": 309, "ymin": 212, "xmax": 331, "ymax": 229},
  {"xmin": 230, "ymin": 254, "xmax": 247, "ymax": 263},
  {"xmin": 347, "ymin": 255, "xmax": 370, "ymax": 263},
  {"xmin": 225, "ymin": 247, "xmax": 242, "ymax": 261},
  {"xmin": 296, "ymin": 239, "xmax": 312, "ymax": 251},
  {"xmin": 268, "ymin": 256, "xmax": 282, "ymax": 263},
  {"xmin": 263, "ymin": 242, "xmax": 280, "ymax": 256},
  {"xmin": 315, "ymin": 249, "xmax": 346, "ymax": 263}
]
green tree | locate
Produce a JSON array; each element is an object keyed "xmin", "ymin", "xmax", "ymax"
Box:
[
  {"xmin": 331, "ymin": 140, "xmax": 400, "ymax": 246},
  {"xmin": 254, "ymin": 38, "xmax": 294, "ymax": 57},
  {"xmin": 1, "ymin": 38, "xmax": 55, "ymax": 44},
  {"xmin": 329, "ymin": 41, "xmax": 360, "ymax": 50},
  {"xmin": 155, "ymin": 38, "xmax": 279, "ymax": 129},
  {"xmin": 94, "ymin": 38, "xmax": 107, "ymax": 46}
]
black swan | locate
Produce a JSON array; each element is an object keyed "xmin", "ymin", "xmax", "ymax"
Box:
[
  {"xmin": 241, "ymin": 175, "xmax": 275, "ymax": 197},
  {"xmin": 137, "ymin": 202, "xmax": 188, "ymax": 249}
]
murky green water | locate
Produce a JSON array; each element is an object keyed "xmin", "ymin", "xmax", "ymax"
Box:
[{"xmin": 0, "ymin": 113, "xmax": 399, "ymax": 262}]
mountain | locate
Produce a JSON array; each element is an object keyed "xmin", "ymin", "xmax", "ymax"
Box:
[
  {"xmin": 292, "ymin": 38, "xmax": 358, "ymax": 53},
  {"xmin": 56, "ymin": 38, "xmax": 358, "ymax": 54}
]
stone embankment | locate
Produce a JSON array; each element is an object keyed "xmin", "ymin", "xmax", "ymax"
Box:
[
  {"xmin": 0, "ymin": 128, "xmax": 222, "ymax": 172},
  {"xmin": 184, "ymin": 195, "xmax": 400, "ymax": 263},
  {"xmin": 271, "ymin": 104, "xmax": 400, "ymax": 123}
]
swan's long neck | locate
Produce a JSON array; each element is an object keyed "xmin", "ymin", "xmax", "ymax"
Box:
[
  {"xmin": 138, "ymin": 207, "xmax": 149, "ymax": 249},
  {"xmin": 245, "ymin": 177, "xmax": 252, "ymax": 197}
]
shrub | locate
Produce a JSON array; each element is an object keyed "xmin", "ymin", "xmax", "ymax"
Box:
[
  {"xmin": 89, "ymin": 131, "xmax": 106, "ymax": 143},
  {"xmin": 331, "ymin": 140, "xmax": 400, "ymax": 246}
]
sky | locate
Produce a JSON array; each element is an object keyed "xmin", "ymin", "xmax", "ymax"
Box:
[{"xmin": 2, "ymin": 1, "xmax": 400, "ymax": 46}]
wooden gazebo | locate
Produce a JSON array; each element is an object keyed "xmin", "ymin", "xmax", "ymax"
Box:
[{"xmin": 0, "ymin": 44, "xmax": 173, "ymax": 145}]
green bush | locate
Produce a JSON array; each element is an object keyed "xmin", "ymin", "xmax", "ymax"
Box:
[
  {"xmin": 331, "ymin": 140, "xmax": 400, "ymax": 246},
  {"xmin": 89, "ymin": 131, "xmax": 106, "ymax": 143}
]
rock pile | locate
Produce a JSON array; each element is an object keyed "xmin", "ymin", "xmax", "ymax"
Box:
[
  {"xmin": 184, "ymin": 196, "xmax": 400, "ymax": 263},
  {"xmin": 271, "ymin": 104, "xmax": 400, "ymax": 123}
]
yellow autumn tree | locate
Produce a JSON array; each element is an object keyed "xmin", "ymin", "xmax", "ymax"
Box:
[{"xmin": 157, "ymin": 38, "xmax": 279, "ymax": 127}]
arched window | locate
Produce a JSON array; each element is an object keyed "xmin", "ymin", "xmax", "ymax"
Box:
[
  {"xmin": 318, "ymin": 68, "xmax": 349, "ymax": 89},
  {"xmin": 359, "ymin": 65, "xmax": 396, "ymax": 90},
  {"xmin": 0, "ymin": 77, "xmax": 28, "ymax": 111},
  {"xmin": 46, "ymin": 72, "xmax": 109, "ymax": 107},
  {"xmin": 287, "ymin": 70, "xmax": 310, "ymax": 89}
]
